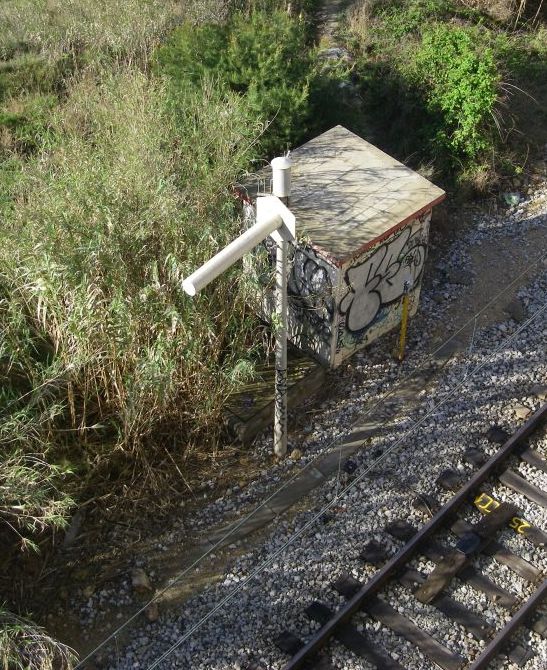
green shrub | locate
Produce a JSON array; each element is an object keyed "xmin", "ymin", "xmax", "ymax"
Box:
[
  {"xmin": 376, "ymin": 0, "xmax": 454, "ymax": 39},
  {"xmin": 414, "ymin": 25, "xmax": 502, "ymax": 162},
  {"xmin": 156, "ymin": 10, "xmax": 313, "ymax": 155}
]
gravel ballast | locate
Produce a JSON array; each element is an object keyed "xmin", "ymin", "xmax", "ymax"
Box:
[{"xmin": 90, "ymin": 187, "xmax": 547, "ymax": 670}]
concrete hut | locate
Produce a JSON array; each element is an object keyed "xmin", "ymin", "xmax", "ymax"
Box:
[{"xmin": 246, "ymin": 125, "xmax": 446, "ymax": 368}]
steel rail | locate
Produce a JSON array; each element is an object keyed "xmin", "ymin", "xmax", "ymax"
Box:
[
  {"xmin": 468, "ymin": 578, "xmax": 547, "ymax": 669},
  {"xmin": 283, "ymin": 402, "xmax": 547, "ymax": 669}
]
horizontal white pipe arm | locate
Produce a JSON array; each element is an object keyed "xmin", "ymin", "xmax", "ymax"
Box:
[{"xmin": 182, "ymin": 212, "xmax": 282, "ymax": 296}]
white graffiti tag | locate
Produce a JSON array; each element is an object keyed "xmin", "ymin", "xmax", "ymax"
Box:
[{"xmin": 339, "ymin": 228, "xmax": 426, "ymax": 333}]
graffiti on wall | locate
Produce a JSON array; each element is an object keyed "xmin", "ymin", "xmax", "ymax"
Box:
[
  {"xmin": 287, "ymin": 245, "xmax": 336, "ymax": 350},
  {"xmin": 339, "ymin": 223, "xmax": 427, "ymax": 335}
]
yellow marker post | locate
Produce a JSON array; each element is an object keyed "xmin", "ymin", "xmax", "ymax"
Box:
[{"xmin": 397, "ymin": 280, "xmax": 411, "ymax": 362}]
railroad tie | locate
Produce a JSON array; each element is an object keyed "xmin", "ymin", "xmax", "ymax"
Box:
[
  {"xmin": 305, "ymin": 601, "xmax": 405, "ymax": 670},
  {"xmin": 383, "ymin": 522, "xmax": 519, "ymax": 608},
  {"xmin": 520, "ymin": 447, "xmax": 547, "ymax": 474},
  {"xmin": 415, "ymin": 503, "xmax": 518, "ymax": 604},
  {"xmin": 499, "ymin": 469, "xmax": 547, "ymax": 509},
  {"xmin": 333, "ymin": 575, "xmax": 464, "ymax": 670},
  {"xmin": 451, "ymin": 519, "xmax": 542, "ymax": 582}
]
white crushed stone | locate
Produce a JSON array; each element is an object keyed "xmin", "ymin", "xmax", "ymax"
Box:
[{"xmin": 87, "ymin": 185, "xmax": 547, "ymax": 669}]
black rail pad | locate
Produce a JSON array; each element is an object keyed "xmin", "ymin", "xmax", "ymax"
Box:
[
  {"xmin": 451, "ymin": 519, "xmax": 542, "ymax": 582},
  {"xmin": 364, "ymin": 596, "xmax": 464, "ymax": 670},
  {"xmin": 333, "ymin": 574, "xmax": 362, "ymax": 599},
  {"xmin": 464, "ymin": 447, "xmax": 488, "ymax": 467},
  {"xmin": 360, "ymin": 540, "xmax": 389, "ymax": 565},
  {"xmin": 486, "ymin": 426, "xmax": 510, "ymax": 444},
  {"xmin": 521, "ymin": 447, "xmax": 547, "ymax": 474},
  {"xmin": 305, "ymin": 601, "xmax": 405, "ymax": 670},
  {"xmin": 398, "ymin": 568, "xmax": 493, "ymax": 641},
  {"xmin": 385, "ymin": 520, "xmax": 417, "ymax": 541},
  {"xmin": 436, "ymin": 468, "xmax": 462, "ymax": 491},
  {"xmin": 275, "ymin": 631, "xmax": 305, "ymax": 655},
  {"xmin": 499, "ymin": 469, "xmax": 547, "ymax": 509},
  {"xmin": 506, "ymin": 645, "xmax": 535, "ymax": 667},
  {"xmin": 412, "ymin": 493, "xmax": 439, "ymax": 516},
  {"xmin": 416, "ymin": 504, "xmax": 518, "ymax": 603},
  {"xmin": 473, "ymin": 502, "xmax": 519, "ymax": 537}
]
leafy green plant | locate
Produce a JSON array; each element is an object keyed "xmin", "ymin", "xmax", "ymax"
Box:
[{"xmin": 414, "ymin": 25, "xmax": 502, "ymax": 161}]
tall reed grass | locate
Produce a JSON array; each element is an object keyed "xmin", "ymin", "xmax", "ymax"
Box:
[{"xmin": 2, "ymin": 67, "xmax": 261, "ymax": 481}]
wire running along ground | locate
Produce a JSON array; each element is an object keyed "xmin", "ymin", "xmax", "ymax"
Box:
[
  {"xmin": 144, "ymin": 299, "xmax": 547, "ymax": 669},
  {"xmin": 75, "ymin": 248, "xmax": 546, "ymax": 669}
]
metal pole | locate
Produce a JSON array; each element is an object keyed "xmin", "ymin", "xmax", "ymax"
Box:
[
  {"xmin": 274, "ymin": 238, "xmax": 288, "ymax": 458},
  {"xmin": 397, "ymin": 280, "xmax": 411, "ymax": 362}
]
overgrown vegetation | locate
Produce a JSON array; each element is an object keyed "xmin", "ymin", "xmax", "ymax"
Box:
[
  {"xmin": 0, "ymin": 0, "xmax": 305, "ymax": 665},
  {"xmin": 156, "ymin": 9, "xmax": 315, "ymax": 154},
  {"xmin": 1, "ymin": 0, "xmax": 546, "ymax": 665},
  {"xmin": 0, "ymin": 606, "xmax": 76, "ymax": 670},
  {"xmin": 345, "ymin": 0, "xmax": 547, "ymax": 188}
]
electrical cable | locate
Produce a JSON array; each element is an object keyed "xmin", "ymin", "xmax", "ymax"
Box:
[
  {"xmin": 74, "ymin": 248, "xmax": 546, "ymax": 669},
  {"xmin": 144, "ymin": 299, "xmax": 547, "ymax": 670}
]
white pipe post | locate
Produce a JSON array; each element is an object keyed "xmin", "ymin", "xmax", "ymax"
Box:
[
  {"xmin": 274, "ymin": 236, "xmax": 288, "ymax": 458},
  {"xmin": 182, "ymin": 213, "xmax": 283, "ymax": 296},
  {"xmin": 271, "ymin": 155, "xmax": 292, "ymax": 459},
  {"xmin": 181, "ymin": 191, "xmax": 295, "ymax": 459}
]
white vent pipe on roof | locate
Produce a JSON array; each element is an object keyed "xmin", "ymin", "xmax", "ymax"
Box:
[{"xmin": 271, "ymin": 155, "xmax": 292, "ymax": 201}]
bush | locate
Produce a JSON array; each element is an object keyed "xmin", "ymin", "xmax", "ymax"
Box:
[
  {"xmin": 414, "ymin": 25, "xmax": 502, "ymax": 161},
  {"xmin": 156, "ymin": 10, "xmax": 313, "ymax": 155}
]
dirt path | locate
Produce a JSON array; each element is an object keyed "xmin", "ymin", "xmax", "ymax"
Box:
[{"xmin": 316, "ymin": 0, "xmax": 355, "ymax": 46}]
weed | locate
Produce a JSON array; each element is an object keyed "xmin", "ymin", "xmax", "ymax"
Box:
[{"xmin": 0, "ymin": 606, "xmax": 76, "ymax": 670}]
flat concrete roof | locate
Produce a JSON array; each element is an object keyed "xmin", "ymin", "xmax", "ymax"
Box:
[{"xmin": 246, "ymin": 126, "xmax": 445, "ymax": 265}]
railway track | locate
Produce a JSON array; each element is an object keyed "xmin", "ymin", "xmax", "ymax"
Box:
[{"xmin": 275, "ymin": 403, "xmax": 547, "ymax": 670}]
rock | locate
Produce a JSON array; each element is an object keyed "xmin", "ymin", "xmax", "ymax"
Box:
[
  {"xmin": 145, "ymin": 601, "xmax": 159, "ymax": 622},
  {"xmin": 513, "ymin": 403, "xmax": 532, "ymax": 420},
  {"xmin": 505, "ymin": 297, "xmax": 527, "ymax": 323},
  {"xmin": 63, "ymin": 509, "xmax": 86, "ymax": 549},
  {"xmin": 436, "ymin": 468, "xmax": 461, "ymax": 491},
  {"xmin": 131, "ymin": 568, "xmax": 152, "ymax": 594},
  {"xmin": 486, "ymin": 426, "xmax": 509, "ymax": 444},
  {"xmin": 289, "ymin": 448, "xmax": 302, "ymax": 460},
  {"xmin": 318, "ymin": 47, "xmax": 353, "ymax": 63},
  {"xmin": 343, "ymin": 458, "xmax": 357, "ymax": 474}
]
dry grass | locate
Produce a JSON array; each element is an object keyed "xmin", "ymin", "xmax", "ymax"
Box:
[
  {"xmin": 0, "ymin": 607, "xmax": 76, "ymax": 670},
  {"xmin": 0, "ymin": 0, "xmax": 185, "ymax": 61},
  {"xmin": 2, "ymin": 67, "xmax": 262, "ymax": 469}
]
